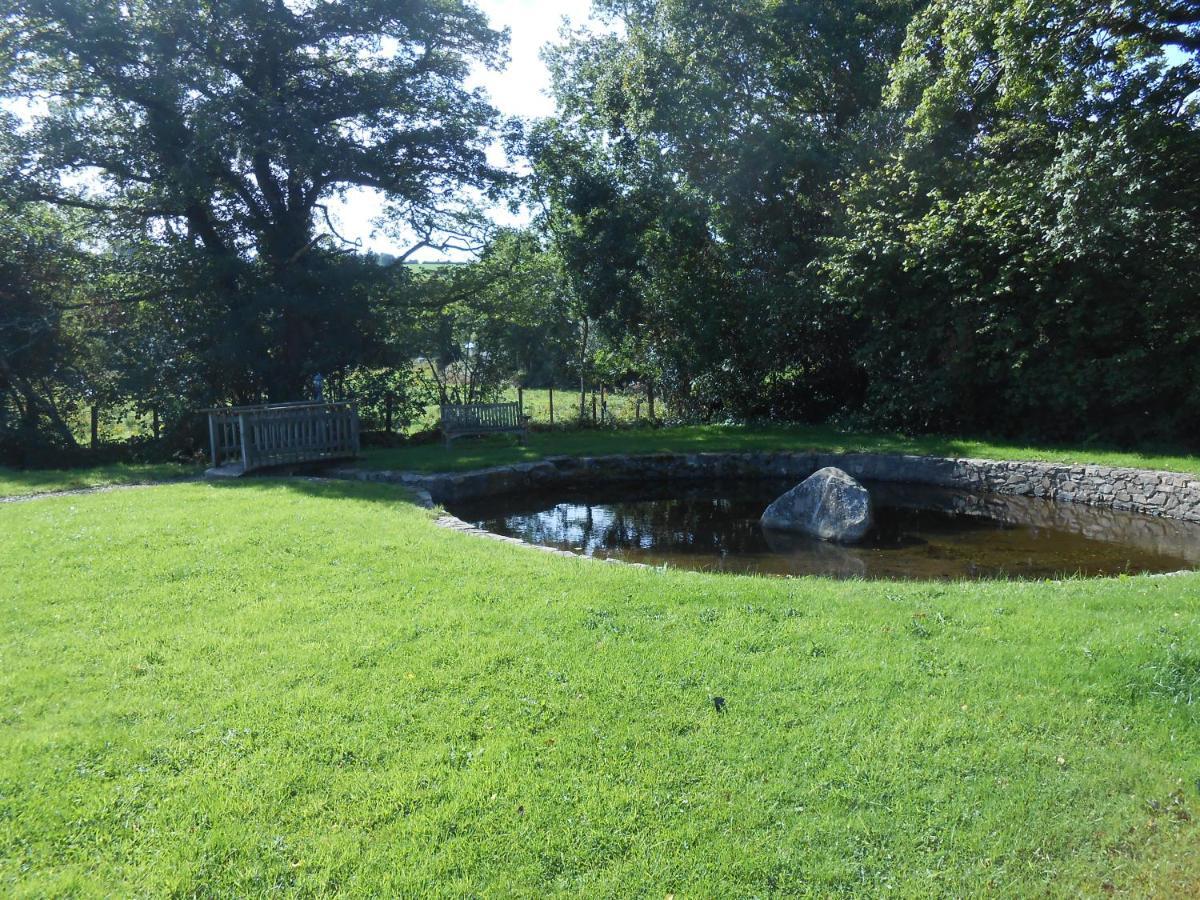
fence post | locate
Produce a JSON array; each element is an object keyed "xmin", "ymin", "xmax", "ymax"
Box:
[
  {"xmin": 549, "ymin": 385, "xmax": 554, "ymax": 425},
  {"xmin": 591, "ymin": 393, "xmax": 597, "ymax": 425},
  {"xmin": 90, "ymin": 405, "xmax": 99, "ymax": 450},
  {"xmin": 600, "ymin": 385, "xmax": 607, "ymax": 424},
  {"xmin": 152, "ymin": 409, "xmax": 160, "ymax": 439},
  {"xmin": 518, "ymin": 386, "xmax": 524, "ymax": 418},
  {"xmin": 648, "ymin": 382, "xmax": 656, "ymax": 421}
]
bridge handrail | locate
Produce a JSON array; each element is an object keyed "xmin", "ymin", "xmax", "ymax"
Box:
[{"xmin": 206, "ymin": 401, "xmax": 359, "ymax": 473}]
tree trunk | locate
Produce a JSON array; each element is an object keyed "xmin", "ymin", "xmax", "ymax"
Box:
[
  {"xmin": 90, "ymin": 404, "xmax": 99, "ymax": 450},
  {"xmin": 30, "ymin": 383, "xmax": 78, "ymax": 448},
  {"xmin": 578, "ymin": 316, "xmax": 589, "ymax": 423}
]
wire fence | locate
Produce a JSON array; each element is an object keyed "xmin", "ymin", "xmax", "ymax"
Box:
[{"xmin": 409, "ymin": 387, "xmax": 664, "ymax": 434}]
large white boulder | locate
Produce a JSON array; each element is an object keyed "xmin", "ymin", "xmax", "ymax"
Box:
[{"xmin": 760, "ymin": 466, "xmax": 873, "ymax": 543}]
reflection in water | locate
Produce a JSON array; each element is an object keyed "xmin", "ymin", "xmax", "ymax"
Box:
[{"xmin": 448, "ymin": 480, "xmax": 1200, "ymax": 580}]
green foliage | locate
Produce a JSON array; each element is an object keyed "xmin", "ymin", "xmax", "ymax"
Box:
[
  {"xmin": 0, "ymin": 197, "xmax": 98, "ymax": 459},
  {"xmin": 822, "ymin": 0, "xmax": 1200, "ymax": 442},
  {"xmin": 4, "ymin": 0, "xmax": 1200, "ymax": 455},
  {"xmin": 537, "ymin": 0, "xmax": 921, "ymax": 420},
  {"xmin": 407, "ymin": 230, "xmax": 579, "ymax": 403},
  {"xmin": 335, "ymin": 366, "xmax": 430, "ymax": 434},
  {"xmin": 535, "ymin": 0, "xmax": 1200, "ymax": 444},
  {"xmin": 1, "ymin": 0, "xmax": 507, "ymax": 410}
]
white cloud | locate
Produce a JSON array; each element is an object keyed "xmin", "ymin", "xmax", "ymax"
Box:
[{"xmin": 469, "ymin": 0, "xmax": 594, "ymax": 119}]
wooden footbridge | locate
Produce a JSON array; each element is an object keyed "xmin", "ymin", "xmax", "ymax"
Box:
[{"xmin": 205, "ymin": 401, "xmax": 360, "ymax": 477}]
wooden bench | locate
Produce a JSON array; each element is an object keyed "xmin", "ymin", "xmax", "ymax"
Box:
[{"xmin": 440, "ymin": 402, "xmax": 529, "ymax": 446}]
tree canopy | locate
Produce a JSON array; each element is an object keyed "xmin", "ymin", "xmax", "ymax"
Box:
[
  {"xmin": 823, "ymin": 0, "xmax": 1200, "ymax": 440},
  {"xmin": 1, "ymin": 0, "xmax": 1198, "ymax": 458},
  {"xmin": 2, "ymin": 0, "xmax": 508, "ymax": 406}
]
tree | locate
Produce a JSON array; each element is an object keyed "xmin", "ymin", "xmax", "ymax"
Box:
[
  {"xmin": 539, "ymin": 0, "xmax": 921, "ymax": 420},
  {"xmin": 824, "ymin": 0, "xmax": 1200, "ymax": 442},
  {"xmin": 0, "ymin": 195, "xmax": 96, "ymax": 458},
  {"xmin": 2, "ymin": 0, "xmax": 509, "ymax": 401},
  {"xmin": 409, "ymin": 230, "xmax": 576, "ymax": 406}
]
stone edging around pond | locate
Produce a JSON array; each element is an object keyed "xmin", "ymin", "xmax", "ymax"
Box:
[{"xmin": 329, "ymin": 451, "xmax": 1200, "ymax": 525}]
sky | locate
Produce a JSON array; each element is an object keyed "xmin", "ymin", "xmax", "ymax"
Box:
[{"xmin": 328, "ymin": 0, "xmax": 600, "ymax": 261}]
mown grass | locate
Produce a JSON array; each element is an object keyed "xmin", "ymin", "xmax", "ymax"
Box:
[
  {"xmin": 3, "ymin": 423, "xmax": 1198, "ymax": 500},
  {"xmin": 1, "ymin": 478, "xmax": 1198, "ymax": 895},
  {"xmin": 0, "ymin": 462, "xmax": 197, "ymax": 498},
  {"xmin": 363, "ymin": 422, "xmax": 1200, "ymax": 475}
]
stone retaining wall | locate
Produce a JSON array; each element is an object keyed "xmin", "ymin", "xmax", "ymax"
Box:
[{"xmin": 331, "ymin": 452, "xmax": 1200, "ymax": 524}]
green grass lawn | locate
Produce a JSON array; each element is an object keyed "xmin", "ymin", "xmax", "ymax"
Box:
[
  {"xmin": 1, "ymin": 478, "xmax": 1197, "ymax": 895},
  {"xmin": 3, "ymin": 425, "xmax": 1196, "ymax": 501},
  {"xmin": 363, "ymin": 423, "xmax": 1200, "ymax": 476},
  {"xmin": 0, "ymin": 462, "xmax": 198, "ymax": 499}
]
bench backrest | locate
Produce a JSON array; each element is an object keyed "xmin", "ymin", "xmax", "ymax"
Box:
[{"xmin": 441, "ymin": 402, "xmax": 524, "ymax": 432}]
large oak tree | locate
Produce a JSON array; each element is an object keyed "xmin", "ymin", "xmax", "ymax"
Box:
[{"xmin": 1, "ymin": 0, "xmax": 508, "ymax": 399}]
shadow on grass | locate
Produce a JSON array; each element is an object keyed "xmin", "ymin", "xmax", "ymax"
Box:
[
  {"xmin": 0, "ymin": 463, "xmax": 200, "ymax": 498},
  {"xmin": 358, "ymin": 425, "xmax": 1200, "ymax": 476},
  {"xmin": 203, "ymin": 472, "xmax": 432, "ymax": 509}
]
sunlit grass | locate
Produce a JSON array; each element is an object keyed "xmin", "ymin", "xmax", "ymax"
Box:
[
  {"xmin": 1, "ymin": 479, "xmax": 1197, "ymax": 894},
  {"xmin": 0, "ymin": 462, "xmax": 197, "ymax": 498},
  {"xmin": 4, "ymin": 423, "xmax": 1198, "ymax": 501},
  {"xmin": 362, "ymin": 423, "xmax": 1200, "ymax": 475}
]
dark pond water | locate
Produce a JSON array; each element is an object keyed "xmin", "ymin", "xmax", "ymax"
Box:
[{"xmin": 447, "ymin": 479, "xmax": 1200, "ymax": 580}]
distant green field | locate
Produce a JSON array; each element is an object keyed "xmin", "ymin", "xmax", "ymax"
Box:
[
  {"xmin": 410, "ymin": 387, "xmax": 653, "ymax": 433},
  {"xmin": 67, "ymin": 405, "xmax": 159, "ymax": 444}
]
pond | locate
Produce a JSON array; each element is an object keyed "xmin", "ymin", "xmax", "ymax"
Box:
[{"xmin": 446, "ymin": 479, "xmax": 1200, "ymax": 580}]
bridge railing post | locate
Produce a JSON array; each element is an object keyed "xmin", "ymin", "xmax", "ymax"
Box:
[
  {"xmin": 208, "ymin": 413, "xmax": 219, "ymax": 468},
  {"xmin": 237, "ymin": 413, "xmax": 250, "ymax": 472}
]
